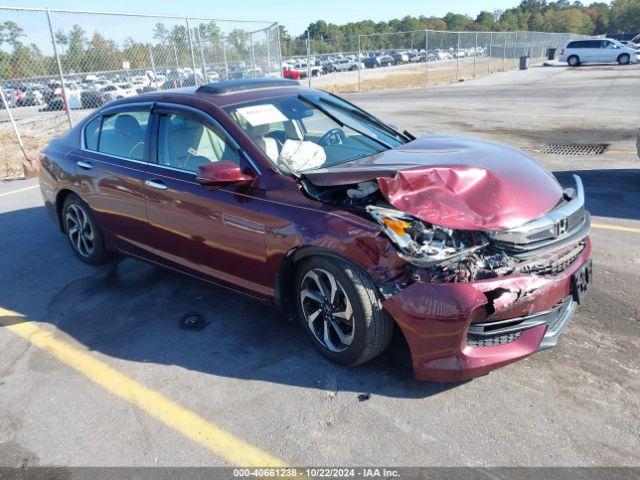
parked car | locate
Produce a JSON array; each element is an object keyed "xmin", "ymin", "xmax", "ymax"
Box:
[
  {"xmin": 39, "ymin": 78, "xmax": 592, "ymax": 382},
  {"xmin": 391, "ymin": 51, "xmax": 409, "ymax": 64},
  {"xmin": 333, "ymin": 58, "xmax": 364, "ymax": 72},
  {"xmin": 559, "ymin": 39, "xmax": 637, "ymax": 66}
]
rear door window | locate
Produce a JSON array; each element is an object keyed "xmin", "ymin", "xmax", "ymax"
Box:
[{"xmin": 98, "ymin": 111, "xmax": 150, "ymax": 161}]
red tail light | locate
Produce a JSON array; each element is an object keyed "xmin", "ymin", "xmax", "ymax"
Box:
[{"xmin": 560, "ymin": 49, "xmax": 565, "ymax": 55}]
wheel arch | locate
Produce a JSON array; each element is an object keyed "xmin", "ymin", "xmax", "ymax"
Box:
[{"xmin": 55, "ymin": 188, "xmax": 78, "ymax": 232}]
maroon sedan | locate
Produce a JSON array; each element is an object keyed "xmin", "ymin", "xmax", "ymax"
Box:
[{"xmin": 39, "ymin": 79, "xmax": 592, "ymax": 381}]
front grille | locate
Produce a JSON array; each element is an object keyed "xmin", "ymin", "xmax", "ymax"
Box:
[
  {"xmin": 540, "ymin": 144, "xmax": 608, "ymax": 156},
  {"xmin": 517, "ymin": 241, "xmax": 586, "ymax": 276}
]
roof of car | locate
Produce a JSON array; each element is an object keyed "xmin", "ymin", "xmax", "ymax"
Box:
[{"xmin": 110, "ymin": 78, "xmax": 307, "ymax": 109}]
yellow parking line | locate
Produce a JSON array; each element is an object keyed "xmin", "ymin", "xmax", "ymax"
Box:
[
  {"xmin": 592, "ymin": 223, "xmax": 640, "ymax": 234},
  {"xmin": 0, "ymin": 184, "xmax": 39, "ymax": 198},
  {"xmin": 0, "ymin": 307, "xmax": 286, "ymax": 467}
]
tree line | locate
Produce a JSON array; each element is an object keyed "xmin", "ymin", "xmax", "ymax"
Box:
[{"xmin": 280, "ymin": 0, "xmax": 639, "ymax": 56}]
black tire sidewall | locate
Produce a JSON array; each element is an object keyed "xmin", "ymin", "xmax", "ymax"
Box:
[
  {"xmin": 294, "ymin": 255, "xmax": 387, "ymax": 366},
  {"xmin": 62, "ymin": 194, "xmax": 108, "ymax": 265}
]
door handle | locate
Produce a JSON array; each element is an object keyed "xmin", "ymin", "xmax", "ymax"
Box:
[
  {"xmin": 76, "ymin": 161, "xmax": 93, "ymax": 170},
  {"xmin": 144, "ymin": 179, "xmax": 168, "ymax": 190}
]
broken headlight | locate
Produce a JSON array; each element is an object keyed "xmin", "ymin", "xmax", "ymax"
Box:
[{"xmin": 367, "ymin": 206, "xmax": 489, "ymax": 266}]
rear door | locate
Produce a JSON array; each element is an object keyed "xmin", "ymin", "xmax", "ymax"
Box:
[
  {"xmin": 143, "ymin": 103, "xmax": 272, "ymax": 298},
  {"xmin": 72, "ymin": 103, "xmax": 154, "ymax": 257}
]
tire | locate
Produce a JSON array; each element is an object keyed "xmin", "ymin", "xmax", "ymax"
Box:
[
  {"xmin": 568, "ymin": 55, "xmax": 580, "ymax": 67},
  {"xmin": 618, "ymin": 53, "xmax": 630, "ymax": 65},
  {"xmin": 294, "ymin": 255, "xmax": 393, "ymax": 367},
  {"xmin": 62, "ymin": 193, "xmax": 110, "ymax": 265}
]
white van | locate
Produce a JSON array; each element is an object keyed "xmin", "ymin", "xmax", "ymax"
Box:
[{"xmin": 559, "ymin": 39, "xmax": 637, "ymax": 66}]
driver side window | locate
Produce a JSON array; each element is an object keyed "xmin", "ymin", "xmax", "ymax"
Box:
[{"xmin": 157, "ymin": 113, "xmax": 240, "ymax": 172}]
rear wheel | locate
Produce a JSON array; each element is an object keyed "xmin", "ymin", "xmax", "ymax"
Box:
[
  {"xmin": 294, "ymin": 255, "xmax": 393, "ymax": 366},
  {"xmin": 62, "ymin": 194, "xmax": 110, "ymax": 265},
  {"xmin": 568, "ymin": 55, "xmax": 580, "ymax": 67},
  {"xmin": 618, "ymin": 53, "xmax": 631, "ymax": 65}
]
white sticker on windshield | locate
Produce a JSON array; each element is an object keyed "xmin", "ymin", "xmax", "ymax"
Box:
[{"xmin": 236, "ymin": 104, "xmax": 287, "ymax": 127}]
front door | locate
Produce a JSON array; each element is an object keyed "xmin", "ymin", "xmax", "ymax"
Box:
[{"xmin": 143, "ymin": 105, "xmax": 272, "ymax": 298}]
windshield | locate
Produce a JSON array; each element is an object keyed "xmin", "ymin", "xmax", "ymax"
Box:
[{"xmin": 224, "ymin": 94, "xmax": 407, "ymax": 174}]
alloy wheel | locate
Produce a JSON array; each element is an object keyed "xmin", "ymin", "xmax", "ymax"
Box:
[
  {"xmin": 65, "ymin": 203, "xmax": 95, "ymax": 258},
  {"xmin": 300, "ymin": 268, "xmax": 355, "ymax": 352}
]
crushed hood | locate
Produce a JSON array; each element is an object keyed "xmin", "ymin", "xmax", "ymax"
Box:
[{"xmin": 303, "ymin": 134, "xmax": 563, "ymax": 231}]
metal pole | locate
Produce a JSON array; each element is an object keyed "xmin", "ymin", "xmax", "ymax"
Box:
[
  {"xmin": 222, "ymin": 38, "xmax": 229, "ymax": 80},
  {"xmin": 46, "ymin": 8, "xmax": 72, "ymax": 128},
  {"xmin": 489, "ymin": 32, "xmax": 493, "ymax": 73},
  {"xmin": 503, "ymin": 34, "xmax": 507, "ymax": 71},
  {"xmin": 148, "ymin": 43, "xmax": 158, "ymax": 86},
  {"xmin": 514, "ymin": 31, "xmax": 518, "ymax": 68},
  {"xmin": 357, "ymin": 35, "xmax": 362, "ymax": 92},
  {"xmin": 265, "ymin": 27, "xmax": 271, "ymax": 78},
  {"xmin": 275, "ymin": 22, "xmax": 284, "ymax": 78},
  {"xmin": 249, "ymin": 33, "xmax": 256, "ymax": 78},
  {"xmin": 425, "ymin": 30, "xmax": 429, "ymax": 87},
  {"xmin": 186, "ymin": 18, "xmax": 198, "ymax": 85},
  {"xmin": 0, "ymin": 87, "xmax": 30, "ymax": 170},
  {"xmin": 306, "ymin": 30, "xmax": 311, "ymax": 88},
  {"xmin": 195, "ymin": 27, "xmax": 207, "ymax": 81},
  {"xmin": 474, "ymin": 32, "xmax": 478, "ymax": 77},
  {"xmin": 456, "ymin": 33, "xmax": 460, "ymax": 81}
]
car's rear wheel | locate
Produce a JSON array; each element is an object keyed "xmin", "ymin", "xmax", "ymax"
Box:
[
  {"xmin": 62, "ymin": 193, "xmax": 110, "ymax": 265},
  {"xmin": 568, "ymin": 55, "xmax": 580, "ymax": 67},
  {"xmin": 294, "ymin": 255, "xmax": 393, "ymax": 366},
  {"xmin": 618, "ymin": 53, "xmax": 631, "ymax": 65}
]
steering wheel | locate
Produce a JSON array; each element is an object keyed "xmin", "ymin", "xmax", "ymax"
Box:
[{"xmin": 319, "ymin": 128, "xmax": 346, "ymax": 146}]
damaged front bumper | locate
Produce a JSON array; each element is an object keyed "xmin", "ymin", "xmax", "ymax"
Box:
[{"xmin": 382, "ymin": 237, "xmax": 591, "ymax": 382}]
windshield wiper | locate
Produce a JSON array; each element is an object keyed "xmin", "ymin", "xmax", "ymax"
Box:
[{"xmin": 299, "ymin": 95, "xmax": 393, "ymax": 149}]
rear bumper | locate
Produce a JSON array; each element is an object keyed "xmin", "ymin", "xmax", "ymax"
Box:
[{"xmin": 383, "ymin": 238, "xmax": 591, "ymax": 382}]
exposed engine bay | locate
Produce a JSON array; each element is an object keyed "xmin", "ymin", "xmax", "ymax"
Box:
[{"xmin": 300, "ymin": 174, "xmax": 589, "ymax": 284}]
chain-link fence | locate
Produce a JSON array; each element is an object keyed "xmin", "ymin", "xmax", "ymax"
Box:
[
  {"xmin": 285, "ymin": 30, "xmax": 593, "ymax": 93},
  {"xmin": 0, "ymin": 6, "xmax": 279, "ymax": 179}
]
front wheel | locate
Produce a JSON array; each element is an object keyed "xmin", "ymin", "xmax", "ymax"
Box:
[
  {"xmin": 62, "ymin": 193, "xmax": 110, "ymax": 265},
  {"xmin": 294, "ymin": 256, "xmax": 393, "ymax": 366},
  {"xmin": 618, "ymin": 53, "xmax": 631, "ymax": 65}
]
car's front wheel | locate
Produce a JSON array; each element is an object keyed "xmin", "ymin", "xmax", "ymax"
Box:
[
  {"xmin": 568, "ymin": 55, "xmax": 580, "ymax": 67},
  {"xmin": 62, "ymin": 193, "xmax": 110, "ymax": 265},
  {"xmin": 294, "ymin": 255, "xmax": 393, "ymax": 366},
  {"xmin": 618, "ymin": 53, "xmax": 631, "ymax": 65}
]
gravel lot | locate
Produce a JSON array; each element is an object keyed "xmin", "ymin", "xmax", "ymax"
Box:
[{"xmin": 0, "ymin": 63, "xmax": 639, "ymax": 469}]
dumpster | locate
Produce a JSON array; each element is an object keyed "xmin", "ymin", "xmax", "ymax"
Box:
[
  {"xmin": 519, "ymin": 55, "xmax": 529, "ymax": 70},
  {"xmin": 547, "ymin": 48, "xmax": 556, "ymax": 60}
]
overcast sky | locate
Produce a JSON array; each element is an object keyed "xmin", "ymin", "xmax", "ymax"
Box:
[{"xmin": 5, "ymin": 0, "xmax": 522, "ymax": 35}]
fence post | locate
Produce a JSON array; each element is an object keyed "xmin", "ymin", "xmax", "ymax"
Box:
[
  {"xmin": 503, "ymin": 34, "xmax": 507, "ymax": 71},
  {"xmin": 195, "ymin": 27, "xmax": 207, "ymax": 81},
  {"xmin": 306, "ymin": 30, "xmax": 311, "ymax": 88},
  {"xmin": 0, "ymin": 87, "xmax": 31, "ymax": 172},
  {"xmin": 489, "ymin": 31, "xmax": 493, "ymax": 73},
  {"xmin": 456, "ymin": 32, "xmax": 460, "ymax": 81},
  {"xmin": 249, "ymin": 32, "xmax": 257, "ymax": 78},
  {"xmin": 514, "ymin": 31, "xmax": 518, "ymax": 68},
  {"xmin": 186, "ymin": 18, "xmax": 199, "ymax": 85},
  {"xmin": 46, "ymin": 8, "xmax": 72, "ymax": 129},
  {"xmin": 357, "ymin": 35, "xmax": 362, "ymax": 92},
  {"xmin": 222, "ymin": 38, "xmax": 229, "ymax": 80},
  {"xmin": 148, "ymin": 44, "xmax": 158, "ymax": 85},
  {"xmin": 265, "ymin": 27, "xmax": 271, "ymax": 78},
  {"xmin": 425, "ymin": 30, "xmax": 429, "ymax": 87},
  {"xmin": 474, "ymin": 32, "xmax": 478, "ymax": 77},
  {"xmin": 275, "ymin": 22, "xmax": 284, "ymax": 78}
]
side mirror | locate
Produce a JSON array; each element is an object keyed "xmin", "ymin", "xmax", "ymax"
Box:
[{"xmin": 197, "ymin": 161, "xmax": 253, "ymax": 187}]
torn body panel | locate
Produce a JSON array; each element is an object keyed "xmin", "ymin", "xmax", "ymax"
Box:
[{"xmin": 383, "ymin": 238, "xmax": 591, "ymax": 382}]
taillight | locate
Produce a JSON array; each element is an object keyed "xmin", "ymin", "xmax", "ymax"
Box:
[{"xmin": 560, "ymin": 49, "xmax": 564, "ymax": 55}]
